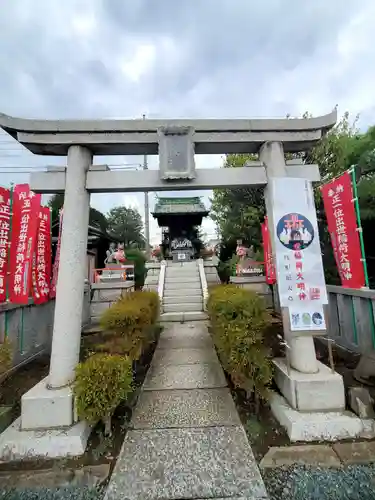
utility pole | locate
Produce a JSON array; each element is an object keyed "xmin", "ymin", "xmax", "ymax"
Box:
[{"xmin": 143, "ymin": 114, "xmax": 151, "ymax": 260}]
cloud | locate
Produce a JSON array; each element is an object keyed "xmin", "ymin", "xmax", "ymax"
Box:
[{"xmin": 0, "ymin": 0, "xmax": 374, "ymax": 244}]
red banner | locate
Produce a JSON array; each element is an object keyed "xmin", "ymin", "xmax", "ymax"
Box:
[
  {"xmin": 50, "ymin": 208, "xmax": 63, "ymax": 298},
  {"xmin": 321, "ymin": 172, "xmax": 365, "ymax": 288},
  {"xmin": 31, "ymin": 207, "xmax": 52, "ymax": 304},
  {"xmin": 0, "ymin": 188, "xmax": 11, "ymax": 302},
  {"xmin": 8, "ymin": 185, "xmax": 41, "ymax": 304},
  {"xmin": 261, "ymin": 216, "xmax": 276, "ymax": 285}
]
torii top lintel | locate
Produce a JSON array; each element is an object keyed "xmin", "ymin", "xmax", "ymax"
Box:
[{"xmin": 0, "ymin": 110, "xmax": 337, "ymax": 156}]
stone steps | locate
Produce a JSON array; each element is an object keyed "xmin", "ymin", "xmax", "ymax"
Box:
[
  {"xmin": 164, "ymin": 276, "xmax": 200, "ymax": 283},
  {"xmin": 163, "ymin": 294, "xmax": 202, "ymax": 305},
  {"xmin": 163, "ymin": 302, "xmax": 204, "ymax": 313},
  {"xmin": 160, "ymin": 311, "xmax": 208, "ymax": 322},
  {"xmin": 161, "ymin": 261, "xmax": 204, "ymax": 318},
  {"xmin": 164, "ymin": 281, "xmax": 201, "ymax": 290}
]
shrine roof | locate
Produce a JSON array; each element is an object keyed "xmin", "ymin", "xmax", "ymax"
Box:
[{"xmin": 152, "ymin": 197, "xmax": 209, "ymax": 216}]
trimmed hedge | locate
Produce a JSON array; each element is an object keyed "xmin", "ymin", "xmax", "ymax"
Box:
[
  {"xmin": 207, "ymin": 285, "xmax": 273, "ymax": 405},
  {"xmin": 74, "ymin": 353, "xmax": 132, "ymax": 435},
  {"xmin": 99, "ymin": 290, "xmax": 159, "ymax": 360},
  {"xmin": 74, "ymin": 290, "xmax": 160, "ymax": 434},
  {"xmin": 125, "ymin": 249, "xmax": 147, "ymax": 289}
]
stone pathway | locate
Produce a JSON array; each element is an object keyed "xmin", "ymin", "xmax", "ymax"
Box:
[{"xmin": 105, "ymin": 321, "xmax": 268, "ymax": 500}]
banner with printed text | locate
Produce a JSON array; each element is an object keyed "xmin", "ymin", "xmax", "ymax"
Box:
[
  {"xmin": 8, "ymin": 185, "xmax": 41, "ymax": 304},
  {"xmin": 0, "ymin": 188, "xmax": 11, "ymax": 302},
  {"xmin": 321, "ymin": 172, "xmax": 364, "ymax": 289},
  {"xmin": 269, "ymin": 177, "xmax": 327, "ymax": 331},
  {"xmin": 31, "ymin": 207, "xmax": 52, "ymax": 304},
  {"xmin": 50, "ymin": 208, "xmax": 63, "ymax": 298},
  {"xmin": 261, "ymin": 216, "xmax": 276, "ymax": 285}
]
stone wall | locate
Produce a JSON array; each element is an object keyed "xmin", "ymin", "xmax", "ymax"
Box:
[{"xmin": 203, "ymin": 261, "xmax": 221, "ymax": 287}]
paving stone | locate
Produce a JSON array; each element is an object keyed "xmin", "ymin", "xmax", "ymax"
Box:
[
  {"xmin": 157, "ymin": 333, "xmax": 213, "ymax": 349},
  {"xmin": 132, "ymin": 388, "xmax": 240, "ymax": 429},
  {"xmin": 260, "ymin": 445, "xmax": 341, "ymax": 468},
  {"xmin": 104, "ymin": 427, "xmax": 268, "ymax": 500},
  {"xmin": 161, "ymin": 322, "xmax": 208, "ymax": 337},
  {"xmin": 143, "ymin": 362, "xmax": 226, "ymax": 390},
  {"xmin": 333, "ymin": 441, "xmax": 375, "ymax": 464},
  {"xmin": 152, "ymin": 347, "xmax": 219, "ymax": 365}
]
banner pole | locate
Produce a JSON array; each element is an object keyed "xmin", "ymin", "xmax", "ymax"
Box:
[
  {"xmin": 350, "ymin": 165, "xmax": 370, "ymax": 288},
  {"xmin": 350, "ymin": 165, "xmax": 375, "ymax": 347}
]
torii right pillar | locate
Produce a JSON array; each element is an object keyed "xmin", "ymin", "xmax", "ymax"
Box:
[{"xmin": 261, "ymin": 141, "xmax": 375, "ymax": 442}]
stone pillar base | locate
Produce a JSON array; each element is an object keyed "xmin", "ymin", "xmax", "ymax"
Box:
[
  {"xmin": 273, "ymin": 358, "xmax": 345, "ymax": 411},
  {"xmin": 0, "ymin": 417, "xmax": 91, "ymax": 461},
  {"xmin": 271, "ymin": 392, "xmax": 375, "ymax": 442},
  {"xmin": 21, "ymin": 377, "xmax": 75, "ymax": 430},
  {"xmin": 0, "ymin": 378, "xmax": 92, "ymax": 461}
]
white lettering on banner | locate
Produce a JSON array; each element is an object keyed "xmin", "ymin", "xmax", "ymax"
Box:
[
  {"xmin": 32, "ymin": 210, "xmax": 50, "ymax": 299},
  {"xmin": 13, "ymin": 193, "xmax": 34, "ymax": 295},
  {"xmin": 328, "ymin": 183, "xmax": 352, "ymax": 281},
  {"xmin": 0, "ymin": 191, "xmax": 10, "ymax": 299},
  {"xmin": 269, "ymin": 177, "xmax": 327, "ymax": 331}
]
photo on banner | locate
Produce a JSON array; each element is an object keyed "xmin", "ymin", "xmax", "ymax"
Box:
[
  {"xmin": 321, "ymin": 172, "xmax": 365, "ymax": 289},
  {"xmin": 7, "ymin": 184, "xmax": 41, "ymax": 304},
  {"xmin": 268, "ymin": 177, "xmax": 327, "ymax": 332}
]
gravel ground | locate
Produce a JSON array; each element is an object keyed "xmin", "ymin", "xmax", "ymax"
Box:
[
  {"xmin": 263, "ymin": 465, "xmax": 375, "ymax": 500},
  {"xmin": 0, "ymin": 487, "xmax": 104, "ymax": 500}
]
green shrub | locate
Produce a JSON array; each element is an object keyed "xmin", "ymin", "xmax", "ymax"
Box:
[
  {"xmin": 0, "ymin": 338, "xmax": 12, "ymax": 377},
  {"xmin": 99, "ymin": 290, "xmax": 159, "ymax": 360},
  {"xmin": 74, "ymin": 353, "xmax": 132, "ymax": 435},
  {"xmin": 124, "ymin": 290, "xmax": 159, "ymax": 324},
  {"xmin": 207, "ymin": 285, "xmax": 273, "ymax": 407},
  {"xmin": 125, "ymin": 249, "xmax": 146, "ymax": 289}
]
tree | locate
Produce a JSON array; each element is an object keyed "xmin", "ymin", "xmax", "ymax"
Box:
[
  {"xmin": 210, "ymin": 153, "xmax": 265, "ymax": 260},
  {"xmin": 210, "ymin": 112, "xmax": 375, "ymax": 285},
  {"xmin": 48, "ymin": 194, "xmax": 108, "ymax": 232},
  {"xmin": 106, "ymin": 206, "xmax": 144, "ymax": 248}
]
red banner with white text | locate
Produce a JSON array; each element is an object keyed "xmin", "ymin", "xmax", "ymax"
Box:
[
  {"xmin": 0, "ymin": 188, "xmax": 11, "ymax": 302},
  {"xmin": 321, "ymin": 172, "xmax": 365, "ymax": 289},
  {"xmin": 50, "ymin": 208, "xmax": 63, "ymax": 299},
  {"xmin": 261, "ymin": 216, "xmax": 276, "ymax": 285},
  {"xmin": 8, "ymin": 185, "xmax": 41, "ymax": 304},
  {"xmin": 31, "ymin": 207, "xmax": 52, "ymax": 304}
]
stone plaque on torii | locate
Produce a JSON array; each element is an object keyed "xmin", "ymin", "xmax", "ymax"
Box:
[{"xmin": 0, "ymin": 110, "xmax": 351, "ymax": 457}]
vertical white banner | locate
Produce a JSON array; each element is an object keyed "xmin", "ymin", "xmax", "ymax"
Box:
[{"xmin": 269, "ymin": 177, "xmax": 327, "ymax": 331}]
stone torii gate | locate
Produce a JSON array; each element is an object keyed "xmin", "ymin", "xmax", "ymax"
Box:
[{"xmin": 0, "ymin": 110, "xmax": 352, "ymax": 458}]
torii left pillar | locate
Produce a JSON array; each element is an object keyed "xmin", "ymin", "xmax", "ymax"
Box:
[{"xmin": 0, "ymin": 146, "xmax": 93, "ymax": 459}]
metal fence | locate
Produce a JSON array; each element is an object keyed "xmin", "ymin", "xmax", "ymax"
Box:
[
  {"xmin": 326, "ymin": 285, "xmax": 375, "ymax": 354},
  {"xmin": 0, "ymin": 285, "xmax": 91, "ymax": 377}
]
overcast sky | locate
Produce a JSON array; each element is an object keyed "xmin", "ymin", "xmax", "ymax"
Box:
[{"xmin": 0, "ymin": 0, "xmax": 374, "ymax": 245}]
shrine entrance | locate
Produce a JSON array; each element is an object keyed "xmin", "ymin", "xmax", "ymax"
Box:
[
  {"xmin": 0, "ymin": 110, "xmax": 341, "ymax": 456},
  {"xmin": 152, "ymin": 196, "xmax": 209, "ymax": 261}
]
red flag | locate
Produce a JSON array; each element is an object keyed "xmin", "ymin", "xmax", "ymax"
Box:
[
  {"xmin": 50, "ymin": 208, "xmax": 63, "ymax": 298},
  {"xmin": 321, "ymin": 172, "xmax": 365, "ymax": 289},
  {"xmin": 8, "ymin": 185, "xmax": 41, "ymax": 304},
  {"xmin": 261, "ymin": 216, "xmax": 276, "ymax": 285},
  {"xmin": 0, "ymin": 187, "xmax": 11, "ymax": 303},
  {"xmin": 31, "ymin": 207, "xmax": 52, "ymax": 304}
]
